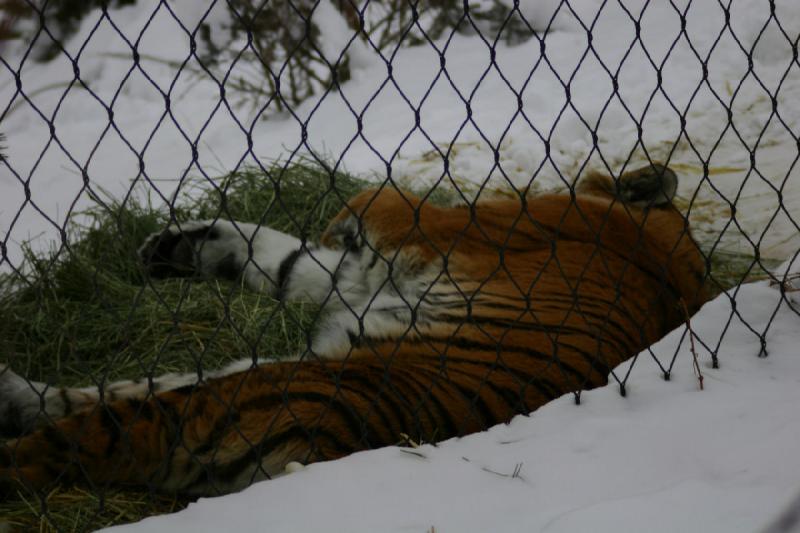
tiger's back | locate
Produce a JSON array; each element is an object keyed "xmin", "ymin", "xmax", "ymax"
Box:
[{"xmin": 0, "ymin": 164, "xmax": 707, "ymax": 496}]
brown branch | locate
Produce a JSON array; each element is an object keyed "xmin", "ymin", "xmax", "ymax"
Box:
[{"xmin": 680, "ymin": 298, "xmax": 704, "ymax": 391}]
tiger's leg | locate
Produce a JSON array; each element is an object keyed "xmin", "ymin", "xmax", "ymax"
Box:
[
  {"xmin": 0, "ymin": 357, "xmax": 491, "ymax": 497},
  {"xmin": 138, "ymin": 220, "xmax": 360, "ymax": 304},
  {"xmin": 0, "ymin": 358, "xmax": 268, "ymax": 438}
]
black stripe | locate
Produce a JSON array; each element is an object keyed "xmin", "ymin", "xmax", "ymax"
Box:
[
  {"xmin": 367, "ymin": 251, "xmax": 380, "ymax": 269},
  {"xmin": 335, "ymin": 368, "xmax": 407, "ymax": 443},
  {"xmin": 209, "ymin": 426, "xmax": 354, "ymax": 486},
  {"xmin": 370, "ymin": 368, "xmax": 431, "ymax": 442},
  {"xmin": 60, "ymin": 389, "xmax": 73, "ymax": 417},
  {"xmin": 239, "ymin": 391, "xmax": 369, "ymax": 448},
  {"xmin": 276, "ymin": 248, "xmax": 305, "ymax": 301},
  {"xmin": 413, "ymin": 349, "xmax": 574, "ymax": 400},
  {"xmin": 431, "ymin": 326, "xmax": 616, "ymax": 379},
  {"xmin": 442, "ymin": 363, "xmax": 550, "ymax": 413},
  {"xmin": 404, "ymin": 335, "xmax": 589, "ymax": 383},
  {"xmin": 0, "ymin": 402, "xmax": 24, "ymax": 438},
  {"xmin": 462, "ymin": 373, "xmax": 526, "ymax": 416},
  {"xmin": 466, "ymin": 205, "xmax": 685, "ymax": 302},
  {"xmin": 152, "ymin": 396, "xmax": 182, "ymax": 439},
  {"xmin": 449, "ymin": 231, "xmax": 540, "ymax": 253},
  {"xmin": 335, "ymin": 382, "xmax": 396, "ymax": 444},
  {"xmin": 448, "ymin": 377, "xmax": 497, "ymax": 430},
  {"xmin": 424, "ymin": 291, "xmax": 641, "ymax": 351},
  {"xmin": 43, "ymin": 461, "xmax": 67, "ymax": 483},
  {"xmin": 469, "ymin": 213, "xmax": 555, "ymax": 244},
  {"xmin": 127, "ymin": 398, "xmax": 154, "ymax": 422},
  {"xmin": 431, "ymin": 312, "xmax": 634, "ymax": 357},
  {"xmin": 100, "ymin": 406, "xmax": 122, "ymax": 458},
  {"xmin": 384, "ymin": 368, "xmax": 455, "ymax": 442},
  {"xmin": 215, "ymin": 252, "xmax": 241, "ymax": 280},
  {"xmin": 416, "ymin": 359, "xmax": 519, "ymax": 424},
  {"xmin": 42, "ymin": 425, "xmax": 72, "ymax": 453},
  {"xmin": 191, "ymin": 409, "xmax": 242, "ymax": 456}
]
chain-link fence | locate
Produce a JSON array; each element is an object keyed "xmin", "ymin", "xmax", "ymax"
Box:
[{"xmin": 1, "ymin": 0, "xmax": 799, "ymax": 530}]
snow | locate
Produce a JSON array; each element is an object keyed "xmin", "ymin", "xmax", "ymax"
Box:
[{"xmin": 2, "ymin": 0, "xmax": 800, "ymax": 531}]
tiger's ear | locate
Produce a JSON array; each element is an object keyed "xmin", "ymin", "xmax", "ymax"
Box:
[{"xmin": 617, "ymin": 163, "xmax": 678, "ymax": 208}]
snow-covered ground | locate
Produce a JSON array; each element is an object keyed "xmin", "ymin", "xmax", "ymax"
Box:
[
  {"xmin": 2, "ymin": 0, "xmax": 800, "ymax": 531},
  {"xmin": 2, "ymin": 0, "xmax": 800, "ymax": 266}
]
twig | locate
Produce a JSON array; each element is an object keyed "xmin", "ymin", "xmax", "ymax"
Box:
[
  {"xmin": 399, "ymin": 448, "xmax": 426, "ymax": 459},
  {"xmin": 397, "ymin": 432, "xmax": 420, "ymax": 448},
  {"xmin": 680, "ymin": 298, "xmax": 704, "ymax": 391},
  {"xmin": 770, "ymin": 272, "xmax": 800, "ymax": 293},
  {"xmin": 481, "ymin": 462, "xmax": 524, "ymax": 481}
]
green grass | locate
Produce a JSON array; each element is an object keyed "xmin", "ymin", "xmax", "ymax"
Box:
[
  {"xmin": 0, "ymin": 158, "xmax": 770, "ymax": 531},
  {"xmin": 0, "ymin": 161, "xmax": 372, "ymax": 389}
]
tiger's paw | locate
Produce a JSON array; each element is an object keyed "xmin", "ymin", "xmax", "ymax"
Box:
[{"xmin": 138, "ymin": 220, "xmax": 248, "ymax": 281}]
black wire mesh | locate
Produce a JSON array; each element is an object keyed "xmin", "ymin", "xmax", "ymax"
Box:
[{"xmin": 0, "ymin": 0, "xmax": 799, "ymax": 530}]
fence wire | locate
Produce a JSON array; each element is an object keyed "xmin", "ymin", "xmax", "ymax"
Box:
[{"xmin": 1, "ymin": 0, "xmax": 799, "ymax": 530}]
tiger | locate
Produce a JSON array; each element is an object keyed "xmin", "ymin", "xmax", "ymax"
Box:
[{"xmin": 0, "ymin": 163, "xmax": 707, "ymax": 497}]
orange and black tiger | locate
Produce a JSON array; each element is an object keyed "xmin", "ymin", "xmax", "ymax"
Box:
[{"xmin": 0, "ymin": 163, "xmax": 707, "ymax": 496}]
